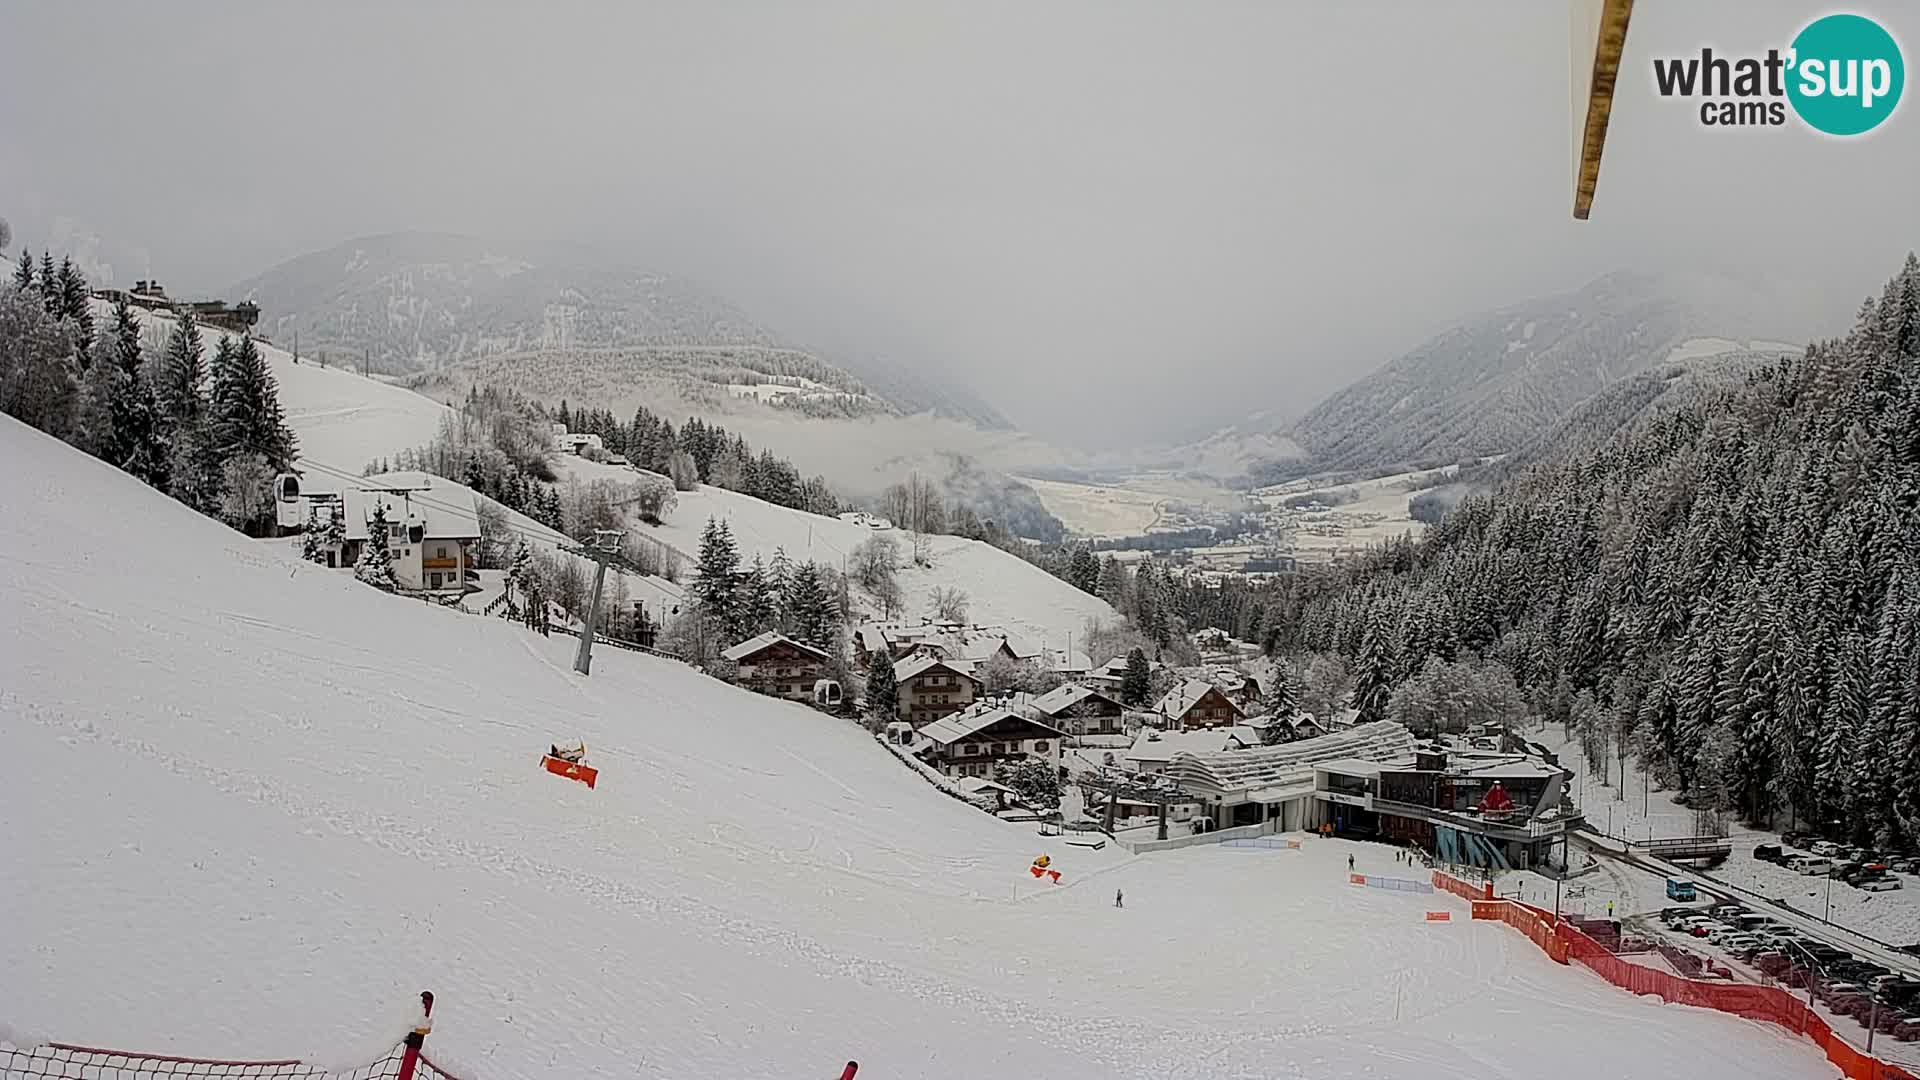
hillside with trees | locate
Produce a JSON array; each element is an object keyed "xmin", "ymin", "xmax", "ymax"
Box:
[{"xmin": 1276, "ymin": 257, "xmax": 1920, "ymax": 845}]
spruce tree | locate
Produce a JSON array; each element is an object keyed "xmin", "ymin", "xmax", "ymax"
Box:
[
  {"xmin": 1268, "ymin": 661, "xmax": 1298, "ymax": 717},
  {"xmin": 1120, "ymin": 647, "xmax": 1152, "ymax": 706},
  {"xmin": 12, "ymin": 249, "xmax": 31, "ymax": 290},
  {"xmin": 786, "ymin": 562, "xmax": 832, "ymax": 649},
  {"xmin": 56, "ymin": 258, "xmax": 92, "ymax": 359},
  {"xmin": 302, "ymin": 507, "xmax": 324, "ymax": 562},
  {"xmin": 157, "ymin": 311, "xmax": 206, "ymax": 430},
  {"xmin": 691, "ymin": 517, "xmax": 739, "ymax": 629},
  {"xmin": 867, "ymin": 649, "xmax": 898, "ymax": 720},
  {"xmin": 38, "ymin": 252, "xmax": 57, "ymax": 313},
  {"xmin": 356, "ymin": 502, "xmax": 398, "ymax": 588},
  {"xmin": 736, "ymin": 554, "xmax": 774, "ymax": 639},
  {"xmin": 1352, "ymin": 613, "xmax": 1397, "ymax": 724}
]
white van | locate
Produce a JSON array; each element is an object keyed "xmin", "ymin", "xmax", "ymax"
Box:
[{"xmin": 1797, "ymin": 858, "xmax": 1835, "ymax": 876}]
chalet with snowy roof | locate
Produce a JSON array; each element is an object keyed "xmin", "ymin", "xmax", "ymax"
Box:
[
  {"xmin": 1156, "ymin": 678, "xmax": 1245, "ymax": 730},
  {"xmin": 851, "ymin": 625, "xmax": 894, "ymax": 666},
  {"xmin": 294, "ymin": 472, "xmax": 480, "ymax": 594},
  {"xmin": 915, "ymin": 707, "xmax": 1066, "ymax": 780},
  {"xmin": 721, "ymin": 631, "xmax": 832, "ymax": 703},
  {"xmin": 1027, "ymin": 684, "xmax": 1126, "ymax": 737},
  {"xmin": 893, "ymin": 654, "xmax": 981, "ymax": 726},
  {"xmin": 1124, "ymin": 726, "xmax": 1261, "ymax": 775}
]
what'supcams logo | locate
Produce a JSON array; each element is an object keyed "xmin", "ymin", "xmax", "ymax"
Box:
[{"xmin": 1653, "ymin": 13, "xmax": 1904, "ymax": 135}]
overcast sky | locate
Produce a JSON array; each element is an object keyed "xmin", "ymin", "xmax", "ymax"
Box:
[{"xmin": 4, "ymin": 2, "xmax": 1917, "ymax": 447}]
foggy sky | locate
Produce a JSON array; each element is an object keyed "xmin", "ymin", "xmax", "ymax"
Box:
[{"xmin": 4, "ymin": 2, "xmax": 1917, "ymax": 449}]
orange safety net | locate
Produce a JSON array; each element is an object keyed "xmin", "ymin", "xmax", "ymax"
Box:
[
  {"xmin": 1554, "ymin": 922, "xmax": 1917, "ymax": 1080},
  {"xmin": 1431, "ymin": 870, "xmax": 1493, "ymax": 902}
]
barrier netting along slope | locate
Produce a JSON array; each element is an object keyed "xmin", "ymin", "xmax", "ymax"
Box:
[
  {"xmin": 1430, "ymin": 870, "xmax": 1917, "ymax": 1080},
  {"xmin": 2, "ymin": 994, "xmax": 464, "ymax": 1080},
  {"xmin": 0, "ymin": 1043, "xmax": 466, "ymax": 1080}
]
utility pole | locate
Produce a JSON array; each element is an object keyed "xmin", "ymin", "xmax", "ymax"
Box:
[{"xmin": 562, "ymin": 529, "xmax": 633, "ymax": 676}]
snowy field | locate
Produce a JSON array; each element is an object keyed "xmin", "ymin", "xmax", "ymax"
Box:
[
  {"xmin": 0, "ymin": 415, "xmax": 1843, "ymax": 1079},
  {"xmin": 558, "ymin": 455, "xmax": 1119, "ymax": 651}
]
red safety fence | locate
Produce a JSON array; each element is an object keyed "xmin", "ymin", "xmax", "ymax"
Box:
[
  {"xmin": 1441, "ymin": 886, "xmax": 1918, "ymax": 1080},
  {"xmin": 1431, "ymin": 869, "xmax": 1493, "ymax": 902},
  {"xmin": 0, "ymin": 1042, "xmax": 467, "ymax": 1080},
  {"xmin": 1467, "ymin": 897, "xmax": 1570, "ymax": 964},
  {"xmin": 1555, "ymin": 921, "xmax": 1916, "ymax": 1080}
]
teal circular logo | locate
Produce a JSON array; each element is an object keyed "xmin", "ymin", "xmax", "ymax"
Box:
[{"xmin": 1786, "ymin": 14, "xmax": 1904, "ymax": 136}]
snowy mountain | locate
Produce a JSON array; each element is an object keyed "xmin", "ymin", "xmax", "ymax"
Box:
[
  {"xmin": 227, "ymin": 231, "xmax": 1012, "ymax": 429},
  {"xmin": 0, "ymin": 412, "xmax": 1833, "ymax": 1079},
  {"xmin": 1198, "ymin": 271, "xmax": 1822, "ymax": 485}
]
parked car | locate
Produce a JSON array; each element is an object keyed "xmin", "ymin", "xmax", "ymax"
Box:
[
  {"xmin": 1861, "ymin": 876, "xmax": 1903, "ymax": 892},
  {"xmin": 1754, "ymin": 843, "xmax": 1784, "ymax": 863},
  {"xmin": 1798, "ymin": 858, "xmax": 1837, "ymax": 876},
  {"xmin": 1813, "ymin": 840, "xmax": 1844, "ymax": 858}
]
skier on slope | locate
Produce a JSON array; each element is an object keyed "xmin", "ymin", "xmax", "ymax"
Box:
[
  {"xmin": 1348, "ymin": 854, "xmax": 1355, "ymax": 872},
  {"xmin": 1115, "ymin": 889, "xmax": 1124, "ymax": 909}
]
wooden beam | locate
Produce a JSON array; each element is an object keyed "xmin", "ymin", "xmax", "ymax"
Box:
[{"xmin": 1572, "ymin": 0, "xmax": 1635, "ymax": 220}]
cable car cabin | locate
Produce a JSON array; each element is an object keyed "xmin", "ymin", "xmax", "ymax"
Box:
[
  {"xmin": 812, "ymin": 679, "xmax": 844, "ymax": 711},
  {"xmin": 274, "ymin": 472, "xmax": 305, "ymax": 528}
]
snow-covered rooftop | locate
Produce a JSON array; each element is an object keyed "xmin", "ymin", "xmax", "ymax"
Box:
[
  {"xmin": 1166, "ymin": 721, "xmax": 1418, "ymax": 796},
  {"xmin": 720, "ymin": 630, "xmax": 829, "ymax": 664},
  {"xmin": 894, "ymin": 653, "xmax": 979, "ymax": 683},
  {"xmin": 1029, "ymin": 683, "xmax": 1123, "ymax": 717},
  {"xmin": 918, "ymin": 707, "xmax": 1064, "ymax": 747},
  {"xmin": 1156, "ymin": 678, "xmax": 1241, "ymax": 721}
]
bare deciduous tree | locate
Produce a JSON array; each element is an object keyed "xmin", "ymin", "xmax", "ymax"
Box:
[{"xmin": 929, "ymin": 585, "xmax": 969, "ymax": 623}]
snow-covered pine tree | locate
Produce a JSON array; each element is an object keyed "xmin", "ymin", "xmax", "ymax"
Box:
[
  {"xmin": 302, "ymin": 507, "xmax": 323, "ymax": 562},
  {"xmin": 74, "ymin": 351, "xmax": 121, "ymax": 462},
  {"xmin": 219, "ymin": 334, "xmax": 297, "ymax": 470},
  {"xmin": 691, "ymin": 517, "xmax": 739, "ymax": 629},
  {"xmin": 322, "ymin": 504, "xmax": 348, "ymax": 556},
  {"xmin": 208, "ymin": 334, "xmax": 241, "ymax": 452},
  {"xmin": 1067, "ymin": 547, "xmax": 1100, "ymax": 595},
  {"xmin": 37, "ymin": 252, "xmax": 57, "ymax": 313},
  {"xmin": 766, "ymin": 546, "xmax": 794, "ymax": 629},
  {"xmin": 505, "ymin": 539, "xmax": 533, "ymax": 611},
  {"xmin": 55, "ymin": 258, "xmax": 92, "ymax": 359},
  {"xmin": 735, "ymin": 554, "xmax": 773, "ymax": 639},
  {"xmin": 1120, "ymin": 647, "xmax": 1151, "ymax": 706},
  {"xmin": 355, "ymin": 503, "xmax": 397, "ymax": 589},
  {"xmin": 1267, "ymin": 661, "xmax": 1297, "ymax": 717},
  {"xmin": 157, "ymin": 310, "xmax": 206, "ymax": 431},
  {"xmin": 1351, "ymin": 611, "xmax": 1397, "ymax": 724},
  {"xmin": 866, "ymin": 649, "xmax": 898, "ymax": 720},
  {"xmin": 13, "ymin": 249, "xmax": 32, "ymax": 290},
  {"xmin": 785, "ymin": 562, "xmax": 834, "ymax": 649}
]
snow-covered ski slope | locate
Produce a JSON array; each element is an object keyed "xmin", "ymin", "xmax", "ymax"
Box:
[
  {"xmin": 0, "ymin": 416, "xmax": 1834, "ymax": 1079},
  {"xmin": 559, "ymin": 453, "xmax": 1118, "ymax": 650}
]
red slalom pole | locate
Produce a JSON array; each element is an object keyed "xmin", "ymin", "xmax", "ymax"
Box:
[
  {"xmin": 397, "ymin": 991, "xmax": 435, "ymax": 1080},
  {"xmin": 839, "ymin": 1062, "xmax": 859, "ymax": 1079}
]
